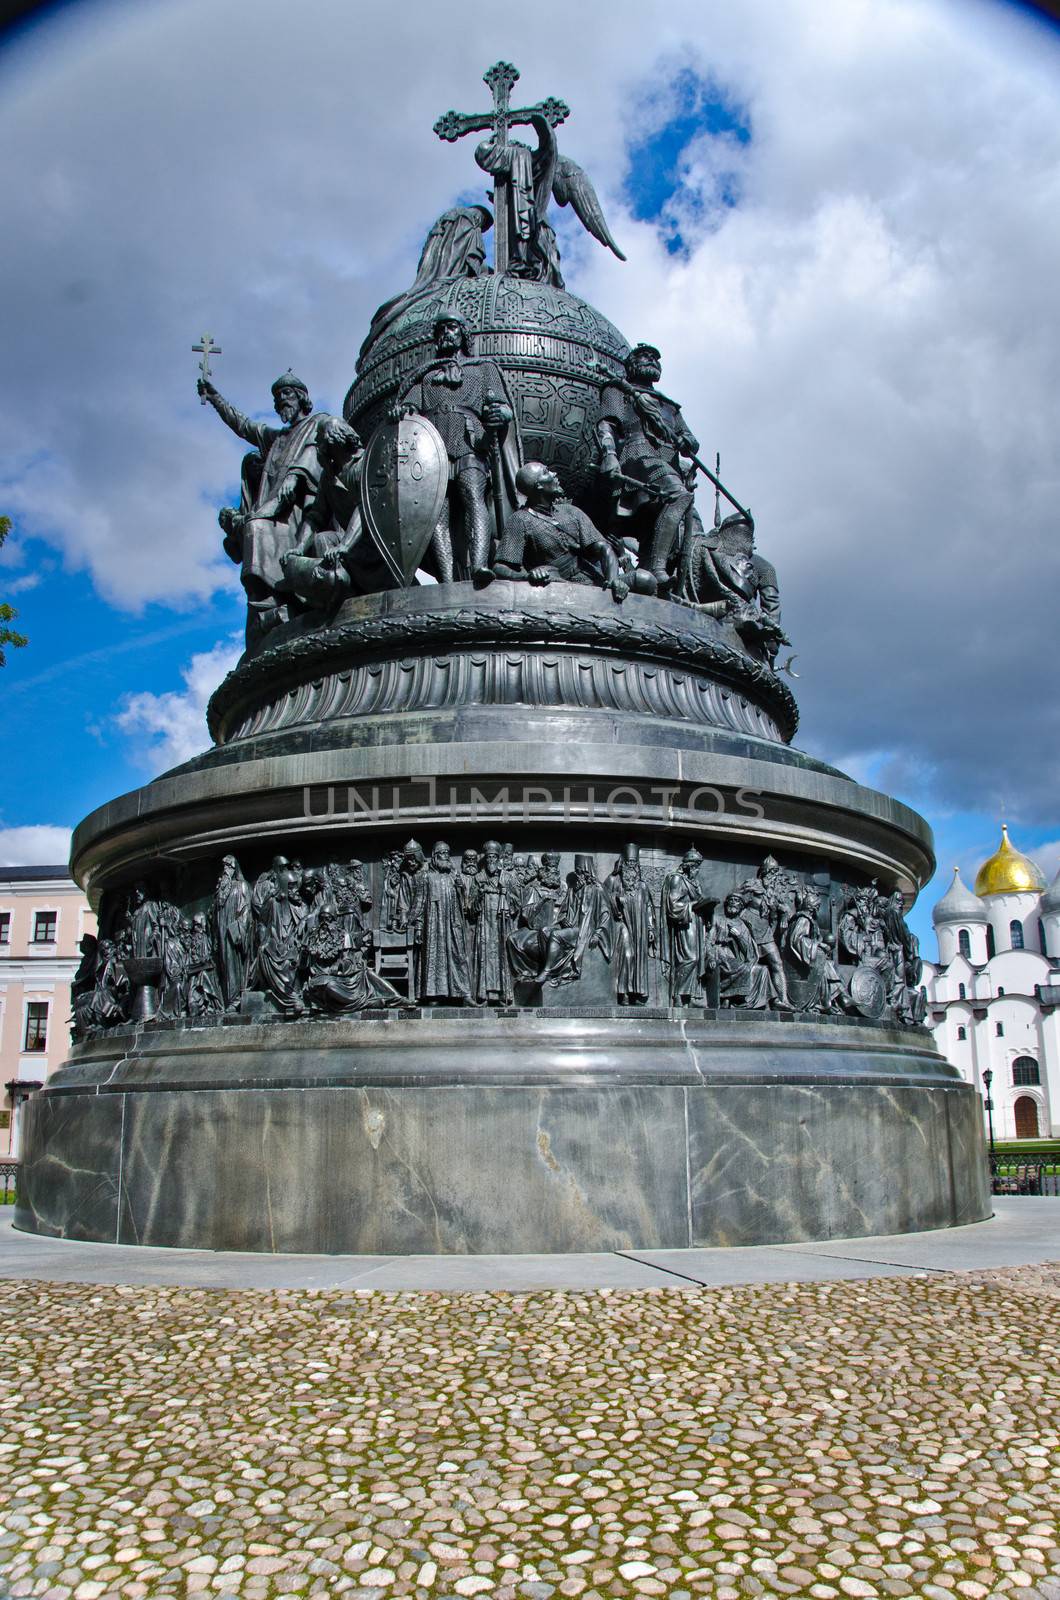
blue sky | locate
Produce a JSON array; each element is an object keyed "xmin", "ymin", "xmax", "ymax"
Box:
[
  {"xmin": 625, "ymin": 68, "xmax": 751, "ymax": 254},
  {"xmin": 1, "ymin": 544, "xmax": 243, "ymax": 820},
  {"xmin": 1, "ymin": 0, "xmax": 1059, "ymax": 953}
]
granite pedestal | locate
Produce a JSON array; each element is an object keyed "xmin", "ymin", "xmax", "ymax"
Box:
[
  {"xmin": 16, "ymin": 1010, "xmax": 987, "ymax": 1253},
  {"xmin": 16, "ymin": 583, "xmax": 990, "ymax": 1253}
]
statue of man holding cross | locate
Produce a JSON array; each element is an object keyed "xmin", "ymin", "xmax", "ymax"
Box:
[{"xmin": 198, "ymin": 367, "xmax": 335, "ymax": 645}]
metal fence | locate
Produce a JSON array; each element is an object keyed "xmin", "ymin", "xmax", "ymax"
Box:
[
  {"xmin": 989, "ymin": 1155, "xmax": 1060, "ymax": 1196},
  {"xmin": 0, "ymin": 1161, "xmax": 17, "ymax": 1204}
]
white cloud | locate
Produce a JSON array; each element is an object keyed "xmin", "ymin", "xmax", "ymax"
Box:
[
  {"xmin": 5, "ymin": 572, "xmax": 41, "ymax": 595},
  {"xmin": 0, "ymin": 0, "xmax": 1058, "ymax": 820},
  {"xmin": 1031, "ymin": 839, "xmax": 1060, "ymax": 883},
  {"xmin": 0, "ymin": 824, "xmax": 73, "ymax": 867},
  {"xmin": 114, "ymin": 637, "xmax": 241, "ymax": 775}
]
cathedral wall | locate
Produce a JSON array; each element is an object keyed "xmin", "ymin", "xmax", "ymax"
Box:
[
  {"xmin": 936, "ymin": 920, "xmax": 988, "ymax": 966},
  {"xmin": 983, "ymin": 890, "xmax": 1041, "ymax": 956}
]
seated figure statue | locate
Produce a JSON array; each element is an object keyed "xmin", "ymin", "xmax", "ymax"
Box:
[
  {"xmin": 281, "ymin": 418, "xmax": 401, "ymax": 610},
  {"xmin": 490, "ymin": 461, "xmax": 629, "ymax": 601},
  {"xmin": 198, "ymin": 369, "xmax": 334, "ymax": 644},
  {"xmin": 703, "ymin": 893, "xmax": 761, "ymax": 1007},
  {"xmin": 787, "ymin": 887, "xmax": 845, "ymax": 1014}
]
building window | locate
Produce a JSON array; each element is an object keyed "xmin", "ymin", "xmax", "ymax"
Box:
[
  {"xmin": 998, "ymin": 986, "xmax": 1005, "ymax": 996},
  {"xmin": 986, "ymin": 925, "xmax": 996, "ymax": 959},
  {"xmin": 958, "ymin": 928, "xmax": 971, "ymax": 959},
  {"xmin": 1040, "ymin": 920, "xmax": 1049, "ymax": 955},
  {"xmin": 32, "ymin": 911, "xmax": 58, "ymax": 944},
  {"xmin": 957, "ymin": 1026, "xmax": 967, "ymax": 1041},
  {"xmin": 0, "ymin": 911, "xmax": 10, "ymax": 945},
  {"xmin": 1013, "ymin": 1058, "xmax": 1040, "ymax": 1087},
  {"xmin": 995, "ymin": 1021, "xmax": 1004, "ymax": 1037},
  {"xmin": 958, "ymin": 982, "xmax": 966, "ymax": 999},
  {"xmin": 1009, "ymin": 919, "xmax": 1024, "ymax": 951},
  {"xmin": 23, "ymin": 1002, "xmax": 48, "ymax": 1053}
]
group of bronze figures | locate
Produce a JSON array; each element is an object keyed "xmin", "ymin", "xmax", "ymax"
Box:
[
  {"xmin": 71, "ymin": 846, "xmax": 926, "ymax": 1037},
  {"xmin": 199, "ymin": 330, "xmax": 785, "ymax": 664},
  {"xmin": 196, "ymin": 68, "xmax": 785, "ymax": 664}
]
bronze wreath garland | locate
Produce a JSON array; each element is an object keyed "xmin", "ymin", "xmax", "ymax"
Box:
[{"xmin": 208, "ymin": 607, "xmax": 799, "ymax": 744}]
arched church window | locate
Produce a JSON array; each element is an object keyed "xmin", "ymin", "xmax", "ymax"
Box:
[
  {"xmin": 998, "ymin": 986, "xmax": 1005, "ymax": 995},
  {"xmin": 958, "ymin": 928, "xmax": 971, "ymax": 959},
  {"xmin": 958, "ymin": 982, "xmax": 966, "ymax": 999},
  {"xmin": 987, "ymin": 925, "xmax": 996, "ymax": 958},
  {"xmin": 1014, "ymin": 1096, "xmax": 1040, "ymax": 1139},
  {"xmin": 1013, "ymin": 1058, "xmax": 1040, "ymax": 1086},
  {"xmin": 996, "ymin": 1021, "xmax": 1004, "ymax": 1036},
  {"xmin": 1010, "ymin": 919, "xmax": 1024, "ymax": 950},
  {"xmin": 957, "ymin": 1026, "xmax": 966, "ymax": 1041},
  {"xmin": 1040, "ymin": 920, "xmax": 1049, "ymax": 955}
]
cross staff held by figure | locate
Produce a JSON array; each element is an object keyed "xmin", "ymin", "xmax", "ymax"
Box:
[
  {"xmin": 193, "ymin": 334, "xmax": 222, "ymax": 403},
  {"xmin": 433, "ymin": 62, "xmax": 569, "ymax": 275}
]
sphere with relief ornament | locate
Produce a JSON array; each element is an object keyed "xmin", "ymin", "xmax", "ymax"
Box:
[{"xmin": 346, "ymin": 272, "xmax": 630, "ymax": 505}]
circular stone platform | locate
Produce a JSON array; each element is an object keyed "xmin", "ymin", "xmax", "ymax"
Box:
[
  {"xmin": 16, "ymin": 577, "xmax": 990, "ymax": 1254},
  {"xmin": 16, "ymin": 1011, "xmax": 987, "ymax": 1254}
]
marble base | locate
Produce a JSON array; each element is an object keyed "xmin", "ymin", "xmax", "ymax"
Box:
[{"xmin": 15, "ymin": 1014, "xmax": 990, "ymax": 1254}]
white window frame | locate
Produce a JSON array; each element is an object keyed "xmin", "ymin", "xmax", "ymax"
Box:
[
  {"xmin": 0, "ymin": 906, "xmax": 12, "ymax": 947},
  {"xmin": 20, "ymin": 995, "xmax": 50, "ymax": 1057},
  {"xmin": 29, "ymin": 905, "xmax": 60, "ymax": 948},
  {"xmin": 1011, "ymin": 1054, "xmax": 1041, "ymax": 1089}
]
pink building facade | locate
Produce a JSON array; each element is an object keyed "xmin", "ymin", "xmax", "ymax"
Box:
[{"xmin": 0, "ymin": 866, "xmax": 95, "ymax": 1159}]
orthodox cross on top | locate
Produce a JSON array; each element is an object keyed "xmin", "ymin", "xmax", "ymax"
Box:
[
  {"xmin": 192, "ymin": 333, "xmax": 222, "ymax": 402},
  {"xmin": 433, "ymin": 61, "xmax": 569, "ymax": 274}
]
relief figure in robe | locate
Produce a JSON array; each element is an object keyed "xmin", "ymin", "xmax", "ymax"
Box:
[
  {"xmin": 703, "ymin": 894, "xmax": 762, "ymax": 1007},
  {"xmin": 471, "ymin": 840, "xmax": 515, "ymax": 1004},
  {"xmin": 661, "ymin": 848, "xmax": 710, "ymax": 1005},
  {"xmin": 213, "ymin": 855, "xmax": 253, "ymax": 1011},
  {"xmin": 527, "ymin": 855, "xmax": 614, "ymax": 988},
  {"xmin": 250, "ymin": 856, "xmax": 307, "ymax": 1016},
  {"xmin": 786, "ymin": 887, "xmax": 845, "ymax": 1015},
  {"xmin": 403, "ymin": 841, "xmax": 473, "ymax": 1003},
  {"xmin": 610, "ymin": 846, "xmax": 657, "ymax": 1006}
]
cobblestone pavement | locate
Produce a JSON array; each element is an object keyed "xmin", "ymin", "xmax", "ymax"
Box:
[{"xmin": 0, "ymin": 1264, "xmax": 1057, "ymax": 1600}]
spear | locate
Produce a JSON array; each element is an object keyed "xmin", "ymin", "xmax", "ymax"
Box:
[
  {"xmin": 688, "ymin": 451, "xmax": 751, "ymax": 523},
  {"xmin": 484, "ymin": 389, "xmax": 507, "ymax": 541}
]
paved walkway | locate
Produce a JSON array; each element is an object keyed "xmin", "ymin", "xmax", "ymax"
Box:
[
  {"xmin": 1, "ymin": 1247, "xmax": 1058, "ymax": 1599},
  {"xmin": 1, "ymin": 1198, "xmax": 1056, "ymax": 1290}
]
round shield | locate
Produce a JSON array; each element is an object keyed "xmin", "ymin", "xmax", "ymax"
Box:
[
  {"xmin": 849, "ymin": 963, "xmax": 886, "ymax": 1019},
  {"xmin": 362, "ymin": 413, "xmax": 449, "ymax": 585}
]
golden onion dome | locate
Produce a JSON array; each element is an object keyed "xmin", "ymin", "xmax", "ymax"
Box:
[{"xmin": 973, "ymin": 825, "xmax": 1046, "ymax": 898}]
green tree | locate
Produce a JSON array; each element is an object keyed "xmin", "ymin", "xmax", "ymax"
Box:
[{"xmin": 0, "ymin": 514, "xmax": 29, "ymax": 667}]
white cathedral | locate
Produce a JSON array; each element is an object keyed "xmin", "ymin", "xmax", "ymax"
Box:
[{"xmin": 923, "ymin": 826, "xmax": 1060, "ymax": 1139}]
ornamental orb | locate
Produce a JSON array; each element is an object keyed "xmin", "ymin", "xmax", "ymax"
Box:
[{"xmin": 346, "ymin": 273, "xmax": 631, "ymax": 505}]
